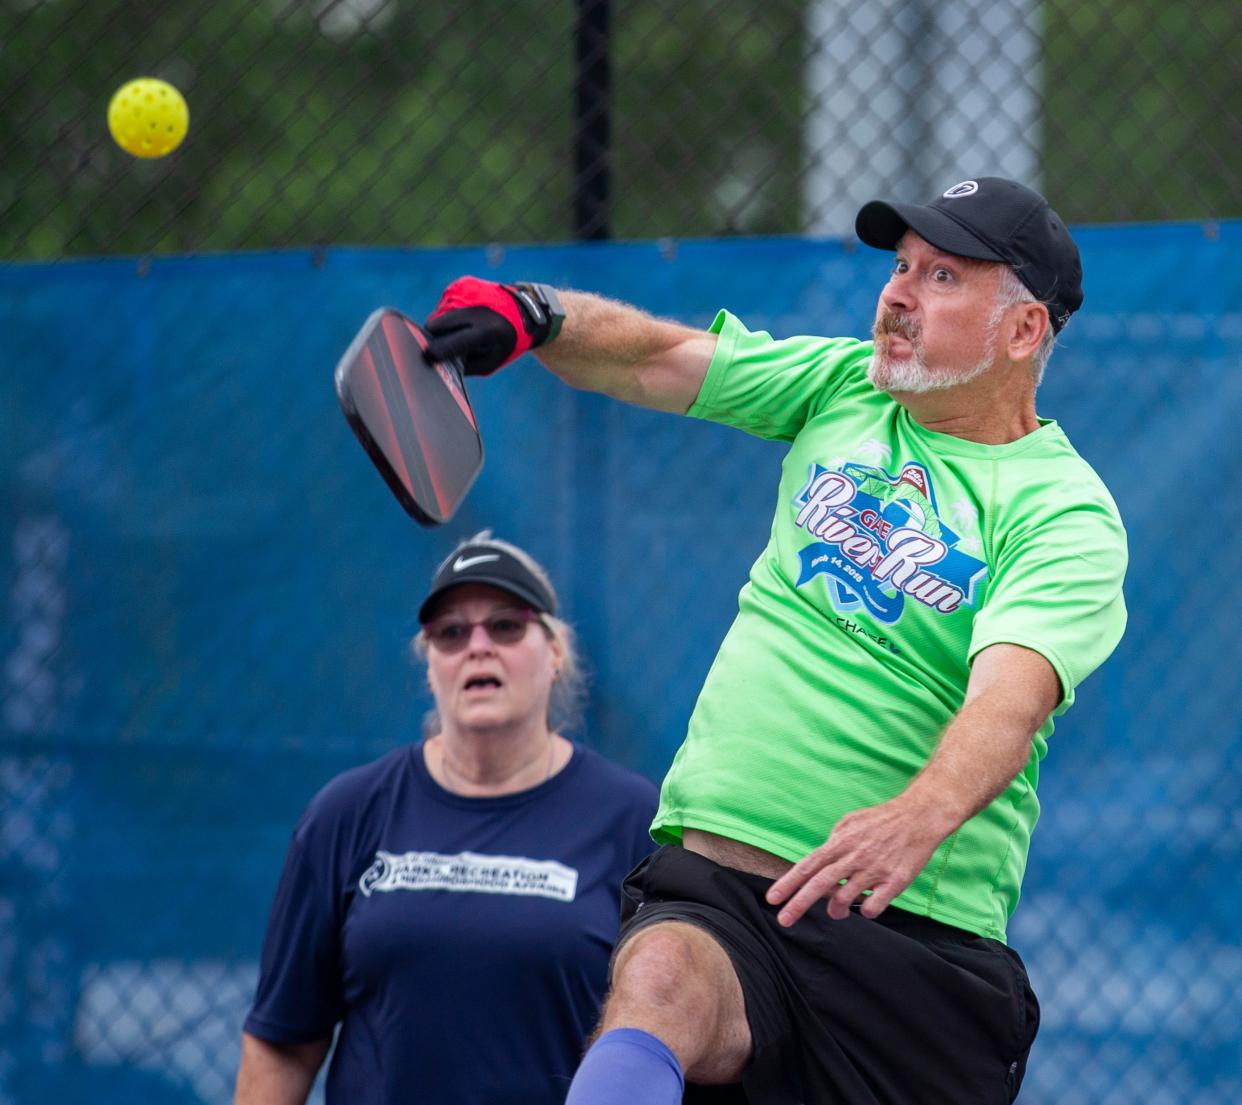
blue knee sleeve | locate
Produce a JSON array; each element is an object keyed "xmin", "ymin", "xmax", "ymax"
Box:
[{"xmin": 564, "ymin": 1027, "xmax": 685, "ymax": 1105}]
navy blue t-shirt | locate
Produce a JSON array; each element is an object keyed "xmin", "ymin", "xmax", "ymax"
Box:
[{"xmin": 244, "ymin": 741, "xmax": 658, "ymax": 1105}]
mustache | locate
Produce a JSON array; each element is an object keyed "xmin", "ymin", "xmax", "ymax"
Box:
[{"xmin": 872, "ymin": 312, "xmax": 921, "ymax": 342}]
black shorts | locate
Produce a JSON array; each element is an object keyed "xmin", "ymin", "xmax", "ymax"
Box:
[{"xmin": 615, "ymin": 846, "xmax": 1039, "ymax": 1105}]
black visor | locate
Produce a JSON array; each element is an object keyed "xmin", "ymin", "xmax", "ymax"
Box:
[{"xmin": 418, "ymin": 543, "xmax": 556, "ymax": 623}]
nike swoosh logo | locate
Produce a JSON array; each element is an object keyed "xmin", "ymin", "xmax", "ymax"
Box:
[{"xmin": 453, "ymin": 554, "xmax": 501, "ymax": 572}]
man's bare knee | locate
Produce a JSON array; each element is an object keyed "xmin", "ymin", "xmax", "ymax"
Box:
[
  {"xmin": 611, "ymin": 924, "xmax": 720, "ymax": 1011},
  {"xmin": 601, "ymin": 921, "xmax": 751, "ymax": 1083}
]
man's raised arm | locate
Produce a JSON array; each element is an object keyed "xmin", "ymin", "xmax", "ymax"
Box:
[{"xmin": 422, "ymin": 278, "xmax": 716, "ymax": 414}]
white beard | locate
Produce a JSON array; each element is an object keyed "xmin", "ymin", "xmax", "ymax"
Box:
[{"xmin": 868, "ymin": 315, "xmax": 1000, "ymax": 394}]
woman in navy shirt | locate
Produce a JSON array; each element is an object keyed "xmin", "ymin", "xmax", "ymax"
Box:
[{"xmin": 235, "ymin": 533, "xmax": 658, "ymax": 1105}]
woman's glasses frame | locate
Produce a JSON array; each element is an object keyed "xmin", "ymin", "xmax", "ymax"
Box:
[{"xmin": 422, "ymin": 608, "xmax": 545, "ymax": 653}]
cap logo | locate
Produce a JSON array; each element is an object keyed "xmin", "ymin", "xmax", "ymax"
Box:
[
  {"xmin": 452, "ymin": 553, "xmax": 500, "ymax": 572},
  {"xmin": 943, "ymin": 180, "xmax": 979, "ymax": 199}
]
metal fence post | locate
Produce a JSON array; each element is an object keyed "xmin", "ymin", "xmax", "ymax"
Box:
[{"xmin": 574, "ymin": 0, "xmax": 611, "ymax": 240}]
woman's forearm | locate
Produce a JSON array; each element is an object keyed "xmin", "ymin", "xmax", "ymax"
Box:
[{"xmin": 234, "ymin": 1032, "xmax": 330, "ymax": 1105}]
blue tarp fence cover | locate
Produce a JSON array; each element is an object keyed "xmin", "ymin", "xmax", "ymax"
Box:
[{"xmin": 2, "ymin": 223, "xmax": 1239, "ymax": 1102}]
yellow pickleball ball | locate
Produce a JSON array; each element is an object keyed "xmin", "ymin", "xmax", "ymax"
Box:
[{"xmin": 107, "ymin": 78, "xmax": 189, "ymax": 158}]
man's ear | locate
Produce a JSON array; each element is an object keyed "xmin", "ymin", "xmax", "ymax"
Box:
[{"xmin": 1007, "ymin": 301, "xmax": 1050, "ymax": 363}]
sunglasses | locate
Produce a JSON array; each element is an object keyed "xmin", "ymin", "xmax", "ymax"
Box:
[{"xmin": 423, "ymin": 608, "xmax": 543, "ymax": 653}]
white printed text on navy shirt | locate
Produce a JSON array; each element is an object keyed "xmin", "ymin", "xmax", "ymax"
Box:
[{"xmin": 359, "ymin": 850, "xmax": 579, "ymax": 902}]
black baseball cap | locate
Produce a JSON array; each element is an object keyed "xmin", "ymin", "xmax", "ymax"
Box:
[
  {"xmin": 418, "ymin": 541, "xmax": 556, "ymax": 623},
  {"xmin": 855, "ymin": 177, "xmax": 1083, "ymax": 333}
]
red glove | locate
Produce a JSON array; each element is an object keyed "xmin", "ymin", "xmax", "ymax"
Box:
[{"xmin": 423, "ymin": 276, "xmax": 560, "ymax": 376}]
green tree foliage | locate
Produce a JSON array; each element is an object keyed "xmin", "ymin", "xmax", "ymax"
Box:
[
  {"xmin": 1, "ymin": 0, "xmax": 578, "ymax": 256},
  {"xmin": 1042, "ymin": 0, "xmax": 1242, "ymax": 222},
  {"xmin": 0, "ymin": 0, "xmax": 1237, "ymax": 260}
]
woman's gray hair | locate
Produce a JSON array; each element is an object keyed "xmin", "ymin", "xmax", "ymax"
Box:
[
  {"xmin": 412, "ymin": 530, "xmax": 588, "ymax": 736},
  {"xmin": 994, "ymin": 265, "xmax": 1057, "ymax": 387}
]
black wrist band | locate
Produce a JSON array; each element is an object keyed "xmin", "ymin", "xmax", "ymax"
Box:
[{"xmin": 511, "ymin": 282, "xmax": 566, "ymax": 346}]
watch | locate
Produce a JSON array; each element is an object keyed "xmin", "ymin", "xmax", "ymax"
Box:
[{"xmin": 511, "ymin": 282, "xmax": 566, "ymax": 345}]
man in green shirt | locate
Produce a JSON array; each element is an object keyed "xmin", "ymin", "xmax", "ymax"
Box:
[{"xmin": 423, "ymin": 177, "xmax": 1127, "ymax": 1105}]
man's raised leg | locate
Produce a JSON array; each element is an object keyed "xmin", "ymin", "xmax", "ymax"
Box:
[{"xmin": 565, "ymin": 921, "xmax": 752, "ymax": 1105}]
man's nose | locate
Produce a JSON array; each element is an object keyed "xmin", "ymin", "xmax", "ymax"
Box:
[{"xmin": 880, "ymin": 270, "xmax": 916, "ymax": 314}]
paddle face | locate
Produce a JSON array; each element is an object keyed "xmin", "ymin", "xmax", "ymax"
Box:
[{"xmin": 335, "ymin": 308, "xmax": 483, "ymax": 526}]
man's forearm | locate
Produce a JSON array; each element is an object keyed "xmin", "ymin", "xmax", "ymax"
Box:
[
  {"xmin": 898, "ymin": 643, "xmax": 1060, "ymax": 837},
  {"xmin": 766, "ymin": 642, "xmax": 1060, "ymax": 924},
  {"xmin": 898, "ymin": 694, "xmax": 1039, "ymax": 839},
  {"xmin": 533, "ymin": 290, "xmax": 716, "ymax": 413}
]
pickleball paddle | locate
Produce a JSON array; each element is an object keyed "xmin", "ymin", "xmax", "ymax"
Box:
[{"xmin": 335, "ymin": 308, "xmax": 483, "ymax": 526}]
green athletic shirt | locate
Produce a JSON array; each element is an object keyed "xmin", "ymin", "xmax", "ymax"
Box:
[{"xmin": 652, "ymin": 310, "xmax": 1128, "ymax": 941}]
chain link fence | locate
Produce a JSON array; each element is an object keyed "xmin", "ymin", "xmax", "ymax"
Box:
[{"xmin": 2, "ymin": 0, "xmax": 1241, "ymax": 258}]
